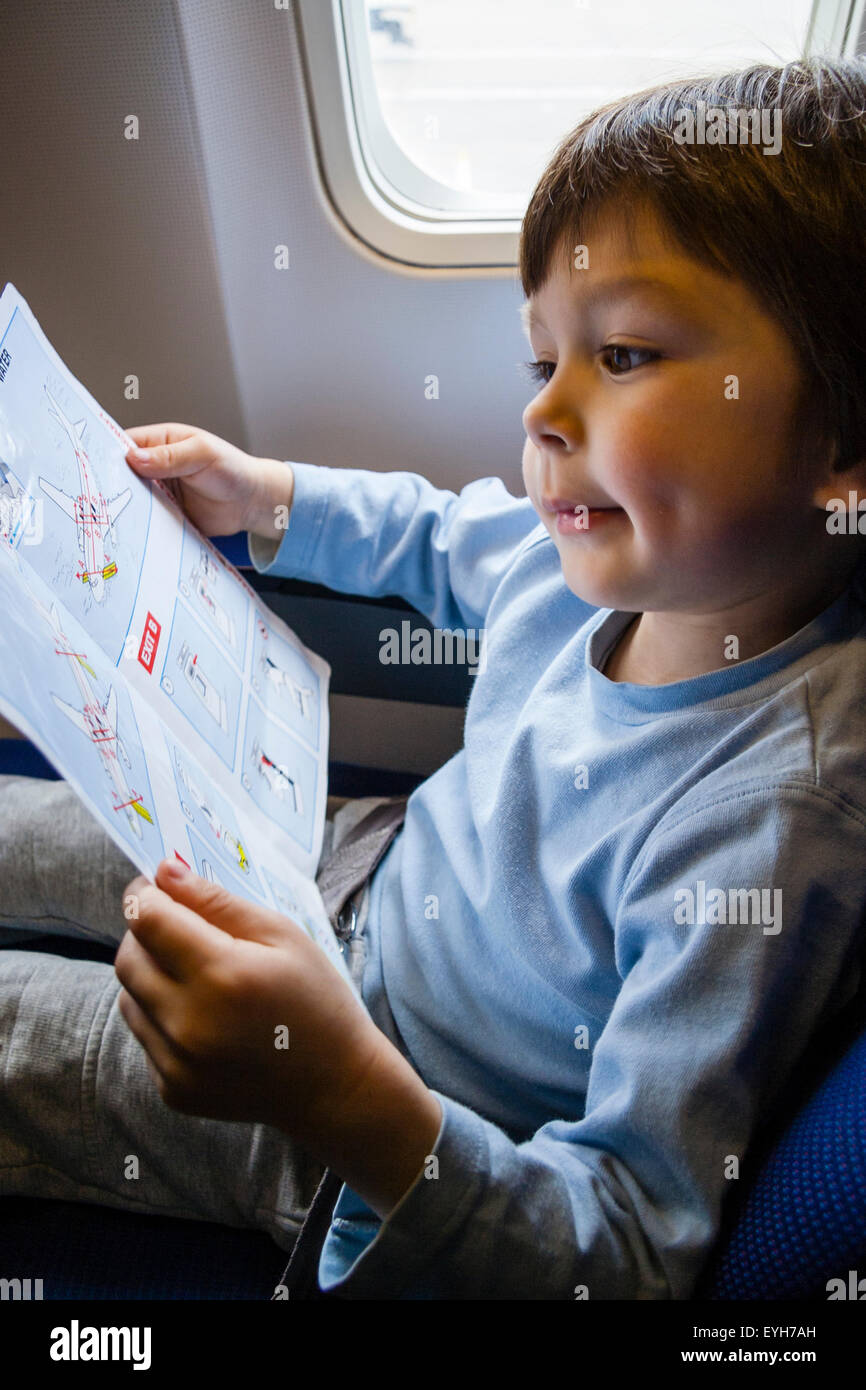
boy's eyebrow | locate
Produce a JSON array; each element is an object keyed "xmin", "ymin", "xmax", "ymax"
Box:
[
  {"xmin": 519, "ymin": 301, "xmax": 538, "ymax": 335},
  {"xmin": 520, "ymin": 275, "xmax": 703, "ymax": 335}
]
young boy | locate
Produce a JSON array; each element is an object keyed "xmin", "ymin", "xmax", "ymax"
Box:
[{"xmin": 1, "ymin": 55, "xmax": 865, "ymax": 1300}]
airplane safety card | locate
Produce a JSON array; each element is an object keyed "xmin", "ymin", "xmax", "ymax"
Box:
[{"xmin": 0, "ymin": 283, "xmax": 354, "ymax": 990}]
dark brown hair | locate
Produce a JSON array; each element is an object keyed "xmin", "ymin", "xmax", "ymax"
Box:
[{"xmin": 519, "ymin": 57, "xmax": 866, "ymax": 473}]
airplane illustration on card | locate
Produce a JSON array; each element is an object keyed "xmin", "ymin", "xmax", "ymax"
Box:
[
  {"xmin": 37, "ymin": 599, "xmax": 154, "ymax": 838},
  {"xmin": 171, "ymin": 640, "xmax": 229, "ymax": 732},
  {"xmin": 39, "ymin": 386, "xmax": 131, "ymax": 603},
  {"xmin": 266, "ymin": 876, "xmax": 311, "ymax": 933},
  {"xmin": 180, "ymin": 545, "xmax": 237, "ymax": 649},
  {"xmin": 173, "ymin": 749, "xmax": 250, "ymax": 874},
  {"xmin": 258, "ymin": 652, "xmax": 314, "ymax": 720},
  {"xmin": 244, "ymin": 739, "xmax": 304, "ymax": 813}
]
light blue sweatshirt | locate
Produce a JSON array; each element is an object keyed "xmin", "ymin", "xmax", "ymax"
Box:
[{"xmin": 249, "ymin": 462, "xmax": 866, "ymax": 1299}]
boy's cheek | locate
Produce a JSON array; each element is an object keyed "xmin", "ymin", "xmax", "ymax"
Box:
[{"xmin": 521, "ymin": 438, "xmax": 541, "ymax": 498}]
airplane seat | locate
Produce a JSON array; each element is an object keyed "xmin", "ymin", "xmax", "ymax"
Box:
[
  {"xmin": 698, "ymin": 972, "xmax": 866, "ymax": 1300},
  {"xmin": 1, "ymin": 550, "xmax": 865, "ymax": 1299}
]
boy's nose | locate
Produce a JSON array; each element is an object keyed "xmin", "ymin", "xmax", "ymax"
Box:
[
  {"xmin": 523, "ymin": 400, "xmax": 584, "ymax": 457},
  {"xmin": 523, "ymin": 370, "xmax": 587, "ymax": 453}
]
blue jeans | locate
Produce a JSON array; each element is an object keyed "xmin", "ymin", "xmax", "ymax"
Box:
[{"xmin": 0, "ymin": 774, "xmax": 379, "ymax": 1251}]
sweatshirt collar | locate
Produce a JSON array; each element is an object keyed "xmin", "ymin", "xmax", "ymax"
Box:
[{"xmin": 583, "ymin": 565, "xmax": 866, "ymax": 723}]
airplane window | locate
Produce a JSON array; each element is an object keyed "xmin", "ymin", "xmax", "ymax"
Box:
[
  {"xmin": 350, "ymin": 0, "xmax": 835, "ymax": 216},
  {"xmin": 299, "ymin": 0, "xmax": 861, "ymax": 265}
]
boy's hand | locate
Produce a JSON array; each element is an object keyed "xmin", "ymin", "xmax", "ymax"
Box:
[
  {"xmin": 115, "ymin": 860, "xmax": 442, "ymax": 1216},
  {"xmin": 115, "ymin": 859, "xmax": 382, "ymax": 1131},
  {"xmin": 124, "ymin": 423, "xmax": 294, "ymax": 540}
]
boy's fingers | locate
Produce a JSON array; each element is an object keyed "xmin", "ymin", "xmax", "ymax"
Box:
[
  {"xmin": 116, "ymin": 983, "xmax": 179, "ymax": 1078},
  {"xmin": 116, "ymin": 925, "xmax": 178, "ymax": 1015},
  {"xmin": 124, "ymin": 429, "xmax": 215, "ymax": 478},
  {"xmin": 123, "ymin": 872, "xmax": 151, "ymax": 902},
  {"xmin": 125, "ymin": 877, "xmax": 227, "ymax": 980},
  {"xmin": 155, "ymin": 860, "xmax": 301, "ymax": 948},
  {"xmin": 125, "ymin": 423, "xmax": 199, "ymax": 449}
]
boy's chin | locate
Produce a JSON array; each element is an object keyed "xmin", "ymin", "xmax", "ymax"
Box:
[{"xmin": 558, "ymin": 558, "xmax": 641, "ymax": 613}]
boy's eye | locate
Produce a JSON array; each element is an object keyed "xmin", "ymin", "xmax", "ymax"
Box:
[
  {"xmin": 601, "ymin": 344, "xmax": 659, "ymax": 375},
  {"xmin": 523, "ymin": 346, "xmax": 659, "ymax": 388},
  {"xmin": 523, "ymin": 359, "xmax": 555, "ymax": 386}
]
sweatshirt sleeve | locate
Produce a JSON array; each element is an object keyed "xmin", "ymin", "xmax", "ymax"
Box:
[
  {"xmin": 316, "ymin": 784, "xmax": 866, "ymax": 1299},
  {"xmin": 246, "ymin": 460, "xmax": 541, "ymax": 631}
]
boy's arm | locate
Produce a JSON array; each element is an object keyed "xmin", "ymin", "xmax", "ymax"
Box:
[
  {"xmin": 247, "ymin": 461, "xmax": 542, "ymax": 632},
  {"xmin": 314, "ymin": 785, "xmax": 866, "ymax": 1299}
]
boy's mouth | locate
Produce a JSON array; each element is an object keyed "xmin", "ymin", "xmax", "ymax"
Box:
[
  {"xmin": 556, "ymin": 507, "xmax": 625, "ymax": 536},
  {"xmin": 541, "ymin": 496, "xmax": 625, "ymax": 535}
]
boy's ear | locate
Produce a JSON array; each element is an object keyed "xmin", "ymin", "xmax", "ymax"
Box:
[{"xmin": 811, "ymin": 452, "xmax": 866, "ymax": 512}]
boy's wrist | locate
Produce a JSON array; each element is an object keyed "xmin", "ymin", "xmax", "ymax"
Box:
[
  {"xmin": 285, "ymin": 1036, "xmax": 443, "ymax": 1221},
  {"xmin": 245, "ymin": 457, "xmax": 295, "ymax": 540}
]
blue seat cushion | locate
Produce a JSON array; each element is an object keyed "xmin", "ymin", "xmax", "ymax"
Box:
[{"xmin": 701, "ymin": 989, "xmax": 866, "ymax": 1299}]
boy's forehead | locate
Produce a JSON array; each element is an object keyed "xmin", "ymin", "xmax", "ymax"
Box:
[
  {"xmin": 520, "ymin": 199, "xmax": 713, "ymax": 333},
  {"xmin": 520, "ymin": 266, "xmax": 706, "ymax": 334}
]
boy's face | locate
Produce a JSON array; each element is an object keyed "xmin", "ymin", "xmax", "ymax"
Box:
[{"xmin": 520, "ymin": 200, "xmax": 832, "ymax": 616}]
